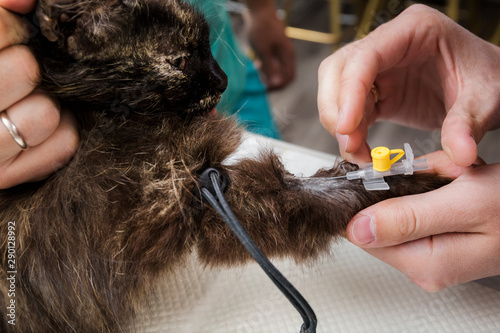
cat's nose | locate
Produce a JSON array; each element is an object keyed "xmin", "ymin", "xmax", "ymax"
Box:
[
  {"xmin": 214, "ymin": 70, "xmax": 228, "ymax": 93},
  {"xmin": 209, "ymin": 58, "xmax": 228, "ymax": 93}
]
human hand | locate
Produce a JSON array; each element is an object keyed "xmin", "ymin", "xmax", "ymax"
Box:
[
  {"xmin": 247, "ymin": 0, "xmax": 295, "ymax": 90},
  {"xmin": 0, "ymin": 0, "xmax": 78, "ymax": 189},
  {"xmin": 318, "ymin": 4, "xmax": 500, "ymax": 165},
  {"xmin": 345, "ymin": 151, "xmax": 500, "ymax": 291}
]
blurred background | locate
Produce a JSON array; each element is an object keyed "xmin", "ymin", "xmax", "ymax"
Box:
[{"xmin": 230, "ymin": 0, "xmax": 500, "ymax": 163}]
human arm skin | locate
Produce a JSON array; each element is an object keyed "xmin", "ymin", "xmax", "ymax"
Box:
[
  {"xmin": 0, "ymin": 0, "xmax": 78, "ymax": 189},
  {"xmin": 246, "ymin": 0, "xmax": 295, "ymax": 90},
  {"xmin": 317, "ymin": 4, "xmax": 500, "ymax": 291}
]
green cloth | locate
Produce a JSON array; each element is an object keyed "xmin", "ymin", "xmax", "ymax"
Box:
[{"xmin": 183, "ymin": 0, "xmax": 281, "ymax": 139}]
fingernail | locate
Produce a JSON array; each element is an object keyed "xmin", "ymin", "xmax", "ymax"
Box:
[
  {"xmin": 352, "ymin": 215, "xmax": 375, "ymax": 245},
  {"xmin": 335, "ymin": 133, "xmax": 349, "ymax": 152},
  {"xmin": 336, "ymin": 109, "xmax": 344, "ymax": 132}
]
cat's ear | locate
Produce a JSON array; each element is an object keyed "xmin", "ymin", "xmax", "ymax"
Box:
[
  {"xmin": 36, "ymin": 0, "xmax": 66, "ymax": 43},
  {"xmin": 36, "ymin": 0, "xmax": 140, "ymax": 53}
]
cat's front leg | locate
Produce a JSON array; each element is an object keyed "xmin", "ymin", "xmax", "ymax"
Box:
[
  {"xmin": 195, "ymin": 151, "xmax": 365, "ymax": 266},
  {"xmin": 195, "ymin": 150, "xmax": 450, "ymax": 267}
]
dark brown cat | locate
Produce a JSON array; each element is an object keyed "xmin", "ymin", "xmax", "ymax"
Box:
[{"xmin": 0, "ymin": 0, "xmax": 450, "ymax": 332}]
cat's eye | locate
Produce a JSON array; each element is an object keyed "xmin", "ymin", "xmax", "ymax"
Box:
[{"xmin": 171, "ymin": 57, "xmax": 187, "ymax": 70}]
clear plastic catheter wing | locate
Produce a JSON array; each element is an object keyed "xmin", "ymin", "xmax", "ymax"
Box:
[{"xmin": 346, "ymin": 143, "xmax": 429, "ymax": 191}]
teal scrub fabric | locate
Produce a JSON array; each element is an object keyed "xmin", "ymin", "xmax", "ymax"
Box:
[{"xmin": 183, "ymin": 0, "xmax": 281, "ymax": 138}]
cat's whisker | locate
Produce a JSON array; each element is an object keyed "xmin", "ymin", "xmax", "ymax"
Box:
[{"xmin": 213, "ymin": 26, "xmax": 245, "ymax": 67}]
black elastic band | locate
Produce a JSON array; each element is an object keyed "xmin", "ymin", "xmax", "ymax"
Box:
[{"xmin": 199, "ymin": 168, "xmax": 317, "ymax": 333}]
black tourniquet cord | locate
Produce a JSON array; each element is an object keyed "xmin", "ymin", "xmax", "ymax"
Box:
[{"xmin": 199, "ymin": 168, "xmax": 317, "ymax": 333}]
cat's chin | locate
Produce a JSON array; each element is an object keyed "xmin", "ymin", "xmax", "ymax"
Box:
[
  {"xmin": 200, "ymin": 94, "xmax": 222, "ymax": 112},
  {"xmin": 186, "ymin": 105, "xmax": 218, "ymax": 117}
]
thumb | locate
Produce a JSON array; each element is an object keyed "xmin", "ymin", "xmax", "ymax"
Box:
[
  {"xmin": 441, "ymin": 94, "xmax": 487, "ymax": 167},
  {"xmin": 346, "ymin": 151, "xmax": 473, "ymax": 248},
  {"xmin": 347, "ymin": 186, "xmax": 471, "ymax": 248}
]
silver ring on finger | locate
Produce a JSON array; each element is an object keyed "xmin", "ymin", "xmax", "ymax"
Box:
[{"xmin": 1, "ymin": 111, "xmax": 28, "ymax": 150}]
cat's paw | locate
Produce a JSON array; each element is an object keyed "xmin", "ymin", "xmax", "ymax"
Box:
[{"xmin": 313, "ymin": 160, "xmax": 360, "ymax": 178}]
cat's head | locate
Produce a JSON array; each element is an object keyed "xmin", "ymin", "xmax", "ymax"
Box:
[{"xmin": 32, "ymin": 0, "xmax": 227, "ymax": 116}]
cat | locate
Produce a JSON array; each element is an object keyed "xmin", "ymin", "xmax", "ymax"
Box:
[{"xmin": 0, "ymin": 0, "xmax": 450, "ymax": 331}]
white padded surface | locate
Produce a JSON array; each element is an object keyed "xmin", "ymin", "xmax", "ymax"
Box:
[{"xmin": 135, "ymin": 134, "xmax": 500, "ymax": 332}]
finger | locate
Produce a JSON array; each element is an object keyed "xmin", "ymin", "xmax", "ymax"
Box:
[
  {"xmin": 0, "ymin": 110, "xmax": 79, "ymax": 189},
  {"xmin": 421, "ymin": 150, "xmax": 471, "ymax": 178},
  {"xmin": 0, "ymin": 0, "xmax": 36, "ymax": 14},
  {"xmin": 0, "ymin": 7, "xmax": 30, "ymax": 49},
  {"xmin": 335, "ymin": 5, "xmax": 445, "ymax": 135},
  {"xmin": 346, "ymin": 171, "xmax": 491, "ymax": 249},
  {"xmin": 0, "ymin": 91, "xmax": 60, "ymax": 160},
  {"xmin": 340, "ymin": 90, "xmax": 378, "ymax": 159},
  {"xmin": 320, "ymin": 46, "xmax": 379, "ymax": 158},
  {"xmin": 347, "ymin": 191, "xmax": 456, "ymax": 249},
  {"xmin": 0, "ymin": 45, "xmax": 39, "ymax": 111},
  {"xmin": 336, "ymin": 44, "xmax": 379, "ymax": 135},
  {"xmin": 441, "ymin": 94, "xmax": 488, "ymax": 167},
  {"xmin": 336, "ymin": 117, "xmax": 371, "ymax": 163},
  {"xmin": 317, "ymin": 53, "xmax": 345, "ymax": 135},
  {"xmin": 364, "ymin": 232, "xmax": 500, "ymax": 292},
  {"xmin": 339, "ymin": 140, "xmax": 371, "ymax": 164}
]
